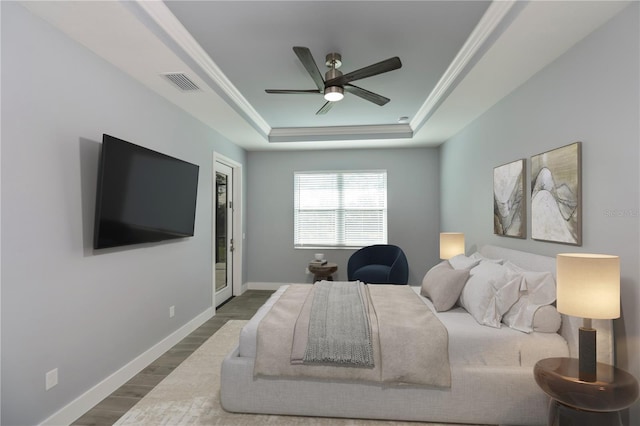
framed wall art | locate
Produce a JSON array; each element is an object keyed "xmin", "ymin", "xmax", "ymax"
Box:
[
  {"xmin": 530, "ymin": 142, "xmax": 582, "ymax": 245},
  {"xmin": 493, "ymin": 159, "xmax": 526, "ymax": 238}
]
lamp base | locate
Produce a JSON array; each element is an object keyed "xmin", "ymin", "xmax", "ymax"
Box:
[{"xmin": 579, "ymin": 326, "xmax": 597, "ymax": 382}]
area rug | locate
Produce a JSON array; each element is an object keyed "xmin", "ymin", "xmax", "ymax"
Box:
[{"xmin": 115, "ymin": 320, "xmax": 472, "ymax": 426}]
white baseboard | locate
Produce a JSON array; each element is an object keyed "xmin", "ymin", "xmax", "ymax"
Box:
[
  {"xmin": 246, "ymin": 281, "xmax": 301, "ymax": 291},
  {"xmin": 40, "ymin": 307, "xmax": 215, "ymax": 426}
]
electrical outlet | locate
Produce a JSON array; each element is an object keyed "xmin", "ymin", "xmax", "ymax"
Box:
[
  {"xmin": 45, "ymin": 368, "xmax": 58, "ymax": 391},
  {"xmin": 169, "ymin": 305, "xmax": 175, "ymax": 318}
]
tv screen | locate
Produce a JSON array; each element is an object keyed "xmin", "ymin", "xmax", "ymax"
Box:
[{"xmin": 93, "ymin": 134, "xmax": 199, "ymax": 249}]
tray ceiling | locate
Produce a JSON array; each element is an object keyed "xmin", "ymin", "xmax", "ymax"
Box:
[{"xmin": 22, "ymin": 1, "xmax": 630, "ymax": 150}]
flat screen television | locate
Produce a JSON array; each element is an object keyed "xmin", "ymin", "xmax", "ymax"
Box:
[{"xmin": 93, "ymin": 134, "xmax": 199, "ymax": 249}]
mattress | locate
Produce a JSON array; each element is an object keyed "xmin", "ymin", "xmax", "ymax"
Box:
[{"xmin": 238, "ymin": 284, "xmax": 569, "ymax": 367}]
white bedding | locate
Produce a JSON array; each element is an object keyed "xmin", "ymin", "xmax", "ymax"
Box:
[
  {"xmin": 417, "ymin": 290, "xmax": 569, "ymax": 366},
  {"xmin": 221, "ymin": 245, "xmax": 614, "ymax": 425},
  {"xmin": 239, "ymin": 284, "xmax": 569, "ymax": 368}
]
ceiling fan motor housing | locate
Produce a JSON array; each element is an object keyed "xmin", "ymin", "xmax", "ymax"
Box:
[{"xmin": 325, "ymin": 67, "xmax": 343, "ymax": 86}]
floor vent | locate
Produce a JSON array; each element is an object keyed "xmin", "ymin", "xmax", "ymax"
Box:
[{"xmin": 162, "ymin": 73, "xmax": 200, "ymax": 91}]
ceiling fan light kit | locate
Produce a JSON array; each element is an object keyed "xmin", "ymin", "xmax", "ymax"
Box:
[
  {"xmin": 324, "ymin": 86, "xmax": 344, "ymax": 102},
  {"xmin": 265, "ymin": 46, "xmax": 401, "ymax": 115}
]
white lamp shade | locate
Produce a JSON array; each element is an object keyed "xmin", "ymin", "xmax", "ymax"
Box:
[
  {"xmin": 440, "ymin": 233, "xmax": 465, "ymax": 260},
  {"xmin": 556, "ymin": 253, "xmax": 620, "ymax": 319}
]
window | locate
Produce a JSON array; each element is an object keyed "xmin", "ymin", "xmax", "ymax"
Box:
[{"xmin": 294, "ymin": 170, "xmax": 387, "ymax": 248}]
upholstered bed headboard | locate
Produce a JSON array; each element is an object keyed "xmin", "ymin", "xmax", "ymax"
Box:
[{"xmin": 478, "ymin": 245, "xmax": 615, "ymax": 365}]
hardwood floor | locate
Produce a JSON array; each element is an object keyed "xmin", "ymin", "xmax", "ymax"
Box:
[{"xmin": 71, "ymin": 290, "xmax": 274, "ymax": 426}]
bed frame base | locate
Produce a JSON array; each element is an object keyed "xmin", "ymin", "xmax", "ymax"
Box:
[{"xmin": 222, "ymin": 346, "xmax": 548, "ymax": 425}]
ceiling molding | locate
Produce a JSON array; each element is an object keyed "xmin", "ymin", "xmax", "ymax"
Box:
[
  {"xmin": 410, "ymin": 0, "xmax": 515, "ymax": 131},
  {"xmin": 136, "ymin": 0, "xmax": 272, "ymax": 136},
  {"xmin": 269, "ymin": 124, "xmax": 413, "ymax": 143}
]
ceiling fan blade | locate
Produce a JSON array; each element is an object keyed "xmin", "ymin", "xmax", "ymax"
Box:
[
  {"xmin": 344, "ymin": 84, "xmax": 390, "ymax": 106},
  {"xmin": 265, "ymin": 89, "xmax": 321, "ymax": 94},
  {"xmin": 293, "ymin": 46, "xmax": 325, "ymax": 92},
  {"xmin": 316, "ymin": 101, "xmax": 334, "ymax": 115},
  {"xmin": 325, "ymin": 56, "xmax": 402, "ymax": 87}
]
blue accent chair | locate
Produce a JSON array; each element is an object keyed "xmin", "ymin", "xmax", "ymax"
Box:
[{"xmin": 347, "ymin": 244, "xmax": 409, "ymax": 285}]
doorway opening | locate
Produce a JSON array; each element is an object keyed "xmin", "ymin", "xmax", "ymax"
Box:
[{"xmin": 214, "ymin": 156, "xmax": 241, "ymax": 308}]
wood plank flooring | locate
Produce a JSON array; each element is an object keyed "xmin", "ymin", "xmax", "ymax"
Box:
[{"xmin": 71, "ymin": 290, "xmax": 274, "ymax": 426}]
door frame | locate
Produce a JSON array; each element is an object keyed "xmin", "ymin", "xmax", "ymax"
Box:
[{"xmin": 213, "ymin": 153, "xmax": 243, "ymax": 308}]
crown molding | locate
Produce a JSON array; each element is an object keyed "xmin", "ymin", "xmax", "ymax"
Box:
[
  {"xmin": 410, "ymin": 0, "xmax": 516, "ymax": 131},
  {"xmin": 136, "ymin": 1, "xmax": 272, "ymax": 136},
  {"xmin": 269, "ymin": 124, "xmax": 413, "ymax": 143}
]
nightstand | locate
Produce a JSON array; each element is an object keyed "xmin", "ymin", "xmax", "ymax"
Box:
[{"xmin": 534, "ymin": 357, "xmax": 639, "ymax": 426}]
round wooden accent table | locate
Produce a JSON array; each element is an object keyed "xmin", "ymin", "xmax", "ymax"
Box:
[
  {"xmin": 308, "ymin": 262, "xmax": 338, "ymax": 282},
  {"xmin": 534, "ymin": 357, "xmax": 639, "ymax": 426}
]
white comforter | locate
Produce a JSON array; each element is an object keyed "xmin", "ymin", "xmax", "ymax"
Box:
[
  {"xmin": 253, "ymin": 284, "xmax": 452, "ymax": 386},
  {"xmin": 240, "ymin": 285, "xmax": 569, "ymax": 368}
]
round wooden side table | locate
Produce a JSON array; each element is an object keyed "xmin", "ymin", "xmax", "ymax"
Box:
[
  {"xmin": 308, "ymin": 262, "xmax": 338, "ymax": 282},
  {"xmin": 534, "ymin": 357, "xmax": 639, "ymax": 426}
]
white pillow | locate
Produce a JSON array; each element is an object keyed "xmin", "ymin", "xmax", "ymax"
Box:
[
  {"xmin": 421, "ymin": 261, "xmax": 470, "ymax": 312},
  {"xmin": 532, "ymin": 305, "xmax": 562, "ymax": 333},
  {"xmin": 448, "ymin": 254, "xmax": 481, "ymax": 270},
  {"xmin": 470, "ymin": 252, "xmax": 504, "ymax": 264},
  {"xmin": 503, "ymin": 263, "xmax": 556, "ymax": 304},
  {"xmin": 503, "ymin": 299, "xmax": 562, "ymax": 333},
  {"xmin": 458, "ymin": 262, "xmax": 521, "ymax": 328},
  {"xmin": 501, "ymin": 262, "xmax": 558, "ymax": 332}
]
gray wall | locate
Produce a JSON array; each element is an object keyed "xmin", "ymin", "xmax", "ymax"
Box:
[
  {"xmin": 1, "ymin": 3, "xmax": 246, "ymax": 425},
  {"xmin": 246, "ymin": 148, "xmax": 440, "ymax": 286},
  {"xmin": 440, "ymin": 4, "xmax": 639, "ymax": 423}
]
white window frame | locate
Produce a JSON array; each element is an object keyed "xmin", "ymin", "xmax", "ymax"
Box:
[{"xmin": 294, "ymin": 170, "xmax": 388, "ymax": 249}]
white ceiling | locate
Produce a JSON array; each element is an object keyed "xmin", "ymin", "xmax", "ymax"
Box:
[{"xmin": 22, "ymin": 1, "xmax": 630, "ymax": 151}]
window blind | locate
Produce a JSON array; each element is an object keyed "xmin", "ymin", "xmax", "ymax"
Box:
[{"xmin": 294, "ymin": 170, "xmax": 387, "ymax": 248}]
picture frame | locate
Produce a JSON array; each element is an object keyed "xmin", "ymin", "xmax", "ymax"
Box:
[
  {"xmin": 530, "ymin": 142, "xmax": 582, "ymax": 246},
  {"xmin": 493, "ymin": 159, "xmax": 526, "ymax": 239}
]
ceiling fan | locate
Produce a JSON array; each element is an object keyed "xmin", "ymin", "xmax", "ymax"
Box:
[{"xmin": 265, "ymin": 46, "xmax": 402, "ymax": 115}]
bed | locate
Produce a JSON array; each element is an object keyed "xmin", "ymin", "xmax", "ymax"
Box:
[{"xmin": 220, "ymin": 245, "xmax": 614, "ymax": 425}]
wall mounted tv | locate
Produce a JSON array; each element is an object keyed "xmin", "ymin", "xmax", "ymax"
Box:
[{"xmin": 93, "ymin": 134, "xmax": 199, "ymax": 249}]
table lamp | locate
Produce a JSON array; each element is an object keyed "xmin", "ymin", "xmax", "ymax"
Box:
[
  {"xmin": 440, "ymin": 233, "xmax": 465, "ymax": 260},
  {"xmin": 556, "ymin": 253, "xmax": 620, "ymax": 382}
]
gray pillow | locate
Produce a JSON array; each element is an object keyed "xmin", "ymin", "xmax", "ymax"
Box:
[{"xmin": 421, "ymin": 261, "xmax": 470, "ymax": 312}]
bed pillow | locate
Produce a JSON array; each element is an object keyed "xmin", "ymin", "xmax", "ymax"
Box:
[
  {"xmin": 448, "ymin": 254, "xmax": 481, "ymax": 270},
  {"xmin": 532, "ymin": 305, "xmax": 562, "ymax": 333},
  {"xmin": 458, "ymin": 262, "xmax": 521, "ymax": 328},
  {"xmin": 470, "ymin": 252, "xmax": 504, "ymax": 264},
  {"xmin": 421, "ymin": 261, "xmax": 470, "ymax": 312},
  {"xmin": 503, "ymin": 264, "xmax": 556, "ymax": 304},
  {"xmin": 501, "ymin": 262, "xmax": 558, "ymax": 333},
  {"xmin": 501, "ymin": 298, "xmax": 562, "ymax": 333}
]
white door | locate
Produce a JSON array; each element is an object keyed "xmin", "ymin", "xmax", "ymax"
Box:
[{"xmin": 215, "ymin": 162, "xmax": 233, "ymax": 306}]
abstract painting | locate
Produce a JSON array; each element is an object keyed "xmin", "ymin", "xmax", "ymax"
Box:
[
  {"xmin": 530, "ymin": 142, "xmax": 582, "ymax": 245},
  {"xmin": 493, "ymin": 159, "xmax": 526, "ymax": 238}
]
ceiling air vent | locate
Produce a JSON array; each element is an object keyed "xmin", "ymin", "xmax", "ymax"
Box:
[{"xmin": 162, "ymin": 73, "xmax": 200, "ymax": 91}]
